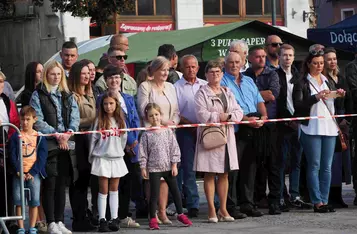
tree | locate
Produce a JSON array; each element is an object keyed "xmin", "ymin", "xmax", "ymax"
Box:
[{"xmin": 0, "ymin": 0, "xmax": 135, "ymax": 24}]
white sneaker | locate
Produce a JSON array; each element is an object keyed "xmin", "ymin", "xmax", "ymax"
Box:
[
  {"xmin": 47, "ymin": 222, "xmax": 62, "ymax": 234},
  {"xmin": 56, "ymin": 222, "xmax": 72, "ymax": 234},
  {"xmin": 120, "ymin": 217, "xmax": 140, "ymax": 228}
]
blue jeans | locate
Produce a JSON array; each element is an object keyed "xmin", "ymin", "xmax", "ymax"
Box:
[
  {"xmin": 176, "ymin": 128, "xmax": 200, "ymax": 209},
  {"xmin": 13, "ymin": 173, "xmax": 41, "ymax": 207},
  {"xmin": 299, "ymin": 131, "xmax": 336, "ymax": 204},
  {"xmin": 280, "ymin": 131, "xmax": 303, "ymax": 200}
]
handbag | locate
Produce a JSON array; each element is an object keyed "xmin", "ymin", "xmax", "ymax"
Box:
[
  {"xmin": 309, "ymin": 81, "xmax": 347, "ymax": 152},
  {"xmin": 200, "ymin": 126, "xmax": 227, "ymax": 150}
]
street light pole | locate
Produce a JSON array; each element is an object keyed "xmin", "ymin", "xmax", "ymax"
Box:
[{"xmin": 272, "ymin": 0, "xmax": 277, "ymax": 25}]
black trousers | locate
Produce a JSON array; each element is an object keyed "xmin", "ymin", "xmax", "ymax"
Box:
[
  {"xmin": 0, "ymin": 160, "xmax": 14, "ymax": 217},
  {"xmin": 254, "ymin": 125, "xmax": 281, "ymax": 205},
  {"xmin": 43, "ymin": 175, "xmax": 68, "ymax": 223},
  {"xmin": 149, "ymin": 171, "xmax": 183, "ymax": 219},
  {"xmin": 118, "ymin": 155, "xmax": 146, "ymax": 219},
  {"xmin": 69, "ymin": 169, "xmax": 91, "ymax": 221},
  {"xmin": 227, "ymin": 132, "xmax": 239, "ymax": 211}
]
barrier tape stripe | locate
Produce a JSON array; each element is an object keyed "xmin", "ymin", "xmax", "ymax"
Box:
[{"xmin": 34, "ymin": 113, "xmax": 357, "ymax": 137}]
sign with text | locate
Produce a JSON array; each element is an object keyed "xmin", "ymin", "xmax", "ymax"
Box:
[
  {"xmin": 307, "ymin": 26, "xmax": 357, "ymax": 51},
  {"xmin": 202, "ymin": 29, "xmax": 267, "ymax": 60},
  {"xmin": 119, "ymin": 22, "xmax": 174, "ymax": 33}
]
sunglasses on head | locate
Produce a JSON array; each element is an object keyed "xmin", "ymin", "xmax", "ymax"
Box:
[
  {"xmin": 113, "ymin": 55, "xmax": 128, "ymax": 60},
  {"xmin": 269, "ymin": 42, "xmax": 284, "ymax": 47},
  {"xmin": 309, "ymin": 50, "xmax": 324, "ymax": 56}
]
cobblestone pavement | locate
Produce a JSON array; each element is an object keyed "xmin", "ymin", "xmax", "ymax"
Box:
[{"xmin": 58, "ymin": 181, "xmax": 357, "ymax": 234}]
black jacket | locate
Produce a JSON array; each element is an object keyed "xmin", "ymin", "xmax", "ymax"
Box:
[
  {"xmin": 345, "ymin": 58, "xmax": 357, "ymax": 113},
  {"xmin": 292, "ymin": 76, "xmax": 334, "ymax": 126},
  {"xmin": 276, "ymin": 66, "xmax": 300, "ymax": 119}
]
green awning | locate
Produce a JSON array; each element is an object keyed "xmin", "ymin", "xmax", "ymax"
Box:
[{"xmin": 79, "ymin": 21, "xmax": 251, "ymax": 64}]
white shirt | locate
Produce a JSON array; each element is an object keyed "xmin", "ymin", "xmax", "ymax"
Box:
[
  {"xmin": 240, "ymin": 60, "xmax": 249, "ymax": 72},
  {"xmin": 118, "ymin": 93, "xmax": 127, "ymax": 115},
  {"xmin": 174, "ymin": 77, "xmax": 207, "ymax": 123},
  {"xmin": 176, "ymin": 71, "xmax": 183, "ymax": 79},
  {"xmin": 300, "ymin": 74, "xmax": 338, "ymax": 136},
  {"xmin": 285, "ymin": 72, "xmax": 295, "ymax": 115},
  {"xmin": 0, "ymin": 98, "xmax": 9, "ymax": 132}
]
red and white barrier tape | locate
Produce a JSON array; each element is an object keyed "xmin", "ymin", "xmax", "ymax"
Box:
[{"xmin": 35, "ymin": 113, "xmax": 357, "ymax": 137}]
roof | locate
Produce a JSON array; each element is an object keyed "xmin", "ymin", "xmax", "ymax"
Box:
[{"xmin": 80, "ymin": 21, "xmax": 252, "ymax": 64}]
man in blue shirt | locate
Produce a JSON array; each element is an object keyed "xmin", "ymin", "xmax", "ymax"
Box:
[
  {"xmin": 221, "ymin": 52, "xmax": 267, "ymax": 218},
  {"xmin": 244, "ymin": 45, "xmax": 282, "ymax": 215}
]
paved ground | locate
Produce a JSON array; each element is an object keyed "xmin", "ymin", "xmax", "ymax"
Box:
[{"xmin": 58, "ymin": 181, "xmax": 357, "ymax": 234}]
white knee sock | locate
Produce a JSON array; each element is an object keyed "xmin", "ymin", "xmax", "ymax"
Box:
[
  {"xmin": 109, "ymin": 191, "xmax": 119, "ymax": 219},
  {"xmin": 98, "ymin": 193, "xmax": 108, "ymax": 220}
]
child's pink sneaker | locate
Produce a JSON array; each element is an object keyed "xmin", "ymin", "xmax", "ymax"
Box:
[
  {"xmin": 149, "ymin": 218, "xmax": 160, "ymax": 230},
  {"xmin": 177, "ymin": 214, "xmax": 192, "ymax": 227}
]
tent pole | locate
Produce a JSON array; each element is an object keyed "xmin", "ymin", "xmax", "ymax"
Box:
[{"xmin": 272, "ymin": 0, "xmax": 277, "ymax": 25}]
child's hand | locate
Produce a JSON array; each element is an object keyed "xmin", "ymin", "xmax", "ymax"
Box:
[
  {"xmin": 171, "ymin": 165, "xmax": 178, "ymax": 177},
  {"xmin": 141, "ymin": 168, "xmax": 148, "ymax": 180}
]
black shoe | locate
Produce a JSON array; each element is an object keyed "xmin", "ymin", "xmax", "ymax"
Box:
[
  {"xmin": 290, "ymin": 197, "xmax": 313, "ymax": 209},
  {"xmin": 72, "ymin": 218, "xmax": 97, "ymax": 232},
  {"xmin": 279, "ymin": 201, "xmax": 290, "ymax": 212},
  {"xmin": 98, "ymin": 219, "xmax": 111, "ymax": 232},
  {"xmin": 323, "ymin": 204, "xmax": 336, "ymax": 213},
  {"xmin": 240, "ymin": 204, "xmax": 264, "ymax": 217},
  {"xmin": 186, "ymin": 208, "xmax": 199, "ymax": 218},
  {"xmin": 255, "ymin": 198, "xmax": 269, "ymax": 209},
  {"xmin": 269, "ymin": 204, "xmax": 282, "ymax": 215},
  {"xmin": 227, "ymin": 208, "xmax": 247, "ymax": 219},
  {"xmin": 313, "ymin": 205, "xmax": 329, "ymax": 213},
  {"xmin": 87, "ymin": 209, "xmax": 99, "ymax": 227},
  {"xmin": 354, "ymin": 196, "xmax": 357, "ymax": 206},
  {"xmin": 108, "ymin": 218, "xmax": 120, "ymax": 231}
]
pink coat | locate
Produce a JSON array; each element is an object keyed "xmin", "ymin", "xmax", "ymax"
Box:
[{"xmin": 194, "ymin": 85, "xmax": 243, "ymax": 173}]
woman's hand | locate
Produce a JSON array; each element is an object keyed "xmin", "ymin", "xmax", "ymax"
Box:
[
  {"xmin": 171, "ymin": 164, "xmax": 178, "ymax": 177},
  {"xmin": 219, "ymin": 113, "xmax": 229, "ymax": 121},
  {"xmin": 162, "ymin": 120, "xmax": 175, "ymax": 126},
  {"xmin": 316, "ymin": 90, "xmax": 330, "ymax": 100},
  {"xmin": 336, "ymin": 88, "xmax": 346, "ymax": 97},
  {"xmin": 141, "ymin": 168, "xmax": 148, "ymax": 180}
]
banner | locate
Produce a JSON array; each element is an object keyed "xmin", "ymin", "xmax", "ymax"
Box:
[
  {"xmin": 119, "ymin": 22, "xmax": 174, "ymax": 33},
  {"xmin": 307, "ymin": 26, "xmax": 357, "ymax": 51}
]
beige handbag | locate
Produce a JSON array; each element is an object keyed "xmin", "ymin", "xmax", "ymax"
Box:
[{"xmin": 200, "ymin": 126, "xmax": 227, "ymax": 150}]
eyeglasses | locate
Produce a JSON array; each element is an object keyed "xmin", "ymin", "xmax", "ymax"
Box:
[
  {"xmin": 112, "ymin": 55, "xmax": 128, "ymax": 61},
  {"xmin": 310, "ymin": 50, "xmax": 324, "ymax": 56},
  {"xmin": 268, "ymin": 42, "xmax": 284, "ymax": 47},
  {"xmin": 107, "ymin": 75, "xmax": 121, "ymax": 80}
]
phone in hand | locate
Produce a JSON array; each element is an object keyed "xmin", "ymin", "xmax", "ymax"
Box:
[{"xmin": 326, "ymin": 91, "xmax": 342, "ymax": 99}]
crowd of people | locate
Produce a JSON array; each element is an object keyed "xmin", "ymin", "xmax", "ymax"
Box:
[{"xmin": 0, "ymin": 32, "xmax": 357, "ymax": 233}]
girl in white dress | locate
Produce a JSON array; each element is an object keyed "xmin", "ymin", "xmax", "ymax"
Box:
[{"xmin": 89, "ymin": 91, "xmax": 128, "ymax": 232}]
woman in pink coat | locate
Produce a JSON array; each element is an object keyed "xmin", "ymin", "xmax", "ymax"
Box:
[{"xmin": 194, "ymin": 60, "xmax": 243, "ymax": 223}]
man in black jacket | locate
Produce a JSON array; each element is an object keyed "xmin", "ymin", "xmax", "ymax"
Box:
[
  {"xmin": 345, "ymin": 50, "xmax": 357, "ymax": 205},
  {"xmin": 157, "ymin": 44, "xmax": 180, "ymax": 84},
  {"xmin": 276, "ymin": 44, "xmax": 312, "ymax": 211}
]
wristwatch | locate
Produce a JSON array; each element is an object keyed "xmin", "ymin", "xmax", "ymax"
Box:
[{"xmin": 227, "ymin": 114, "xmax": 232, "ymax": 121}]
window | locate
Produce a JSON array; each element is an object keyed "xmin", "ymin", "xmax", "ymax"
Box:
[
  {"xmin": 341, "ymin": 8, "xmax": 354, "ymax": 20},
  {"xmin": 264, "ymin": 0, "xmax": 281, "ymax": 15},
  {"xmin": 203, "ymin": 0, "xmax": 220, "ymax": 15},
  {"xmin": 222, "ymin": 0, "xmax": 239, "ymax": 15},
  {"xmin": 246, "ymin": 0, "xmax": 262, "ymax": 15},
  {"xmin": 204, "ymin": 0, "xmax": 240, "ymax": 15},
  {"xmin": 119, "ymin": 0, "xmax": 172, "ymax": 16}
]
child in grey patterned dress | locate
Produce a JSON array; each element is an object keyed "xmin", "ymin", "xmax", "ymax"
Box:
[{"xmin": 139, "ymin": 103, "xmax": 192, "ymax": 230}]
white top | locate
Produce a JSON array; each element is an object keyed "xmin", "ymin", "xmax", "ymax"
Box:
[
  {"xmin": 89, "ymin": 117, "xmax": 127, "ymax": 162},
  {"xmin": 176, "ymin": 71, "xmax": 183, "ymax": 79},
  {"xmin": 0, "ymin": 98, "xmax": 9, "ymax": 132},
  {"xmin": 300, "ymin": 74, "xmax": 338, "ymax": 136},
  {"xmin": 240, "ymin": 60, "xmax": 250, "ymax": 72},
  {"xmin": 285, "ymin": 72, "xmax": 295, "ymax": 115},
  {"xmin": 174, "ymin": 77, "xmax": 207, "ymax": 123},
  {"xmin": 117, "ymin": 92, "xmax": 127, "ymax": 114}
]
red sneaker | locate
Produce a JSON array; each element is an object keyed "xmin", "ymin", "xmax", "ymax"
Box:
[
  {"xmin": 149, "ymin": 218, "xmax": 160, "ymax": 230},
  {"xmin": 177, "ymin": 214, "xmax": 192, "ymax": 227}
]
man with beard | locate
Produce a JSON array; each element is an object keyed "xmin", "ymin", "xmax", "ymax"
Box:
[{"xmin": 264, "ymin": 35, "xmax": 283, "ymax": 70}]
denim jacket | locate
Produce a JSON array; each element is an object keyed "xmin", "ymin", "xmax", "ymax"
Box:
[
  {"xmin": 97, "ymin": 92, "xmax": 140, "ymax": 163},
  {"xmin": 30, "ymin": 88, "xmax": 80, "ymax": 133}
]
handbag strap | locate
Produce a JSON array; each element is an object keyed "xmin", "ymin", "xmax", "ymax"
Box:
[{"xmin": 308, "ymin": 80, "xmax": 342, "ymax": 133}]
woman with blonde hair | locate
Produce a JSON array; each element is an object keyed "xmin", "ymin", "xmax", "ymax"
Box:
[
  {"xmin": 30, "ymin": 60, "xmax": 80, "ymax": 234},
  {"xmin": 323, "ymin": 47, "xmax": 353, "ymax": 208},
  {"xmin": 137, "ymin": 56, "xmax": 180, "ymax": 223}
]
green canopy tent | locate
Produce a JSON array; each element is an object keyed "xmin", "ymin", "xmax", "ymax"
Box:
[{"xmin": 79, "ymin": 20, "xmax": 354, "ymax": 75}]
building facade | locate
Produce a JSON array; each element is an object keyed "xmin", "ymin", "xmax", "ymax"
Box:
[{"xmin": 317, "ymin": 0, "xmax": 357, "ymax": 28}]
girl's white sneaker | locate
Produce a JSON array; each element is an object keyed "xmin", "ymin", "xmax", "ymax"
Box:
[
  {"xmin": 47, "ymin": 222, "xmax": 62, "ymax": 234},
  {"xmin": 56, "ymin": 222, "xmax": 72, "ymax": 234}
]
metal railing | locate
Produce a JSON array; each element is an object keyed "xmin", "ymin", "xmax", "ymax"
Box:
[{"xmin": 0, "ymin": 123, "xmax": 24, "ymax": 234}]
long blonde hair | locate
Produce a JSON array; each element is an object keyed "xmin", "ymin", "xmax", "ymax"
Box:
[
  {"xmin": 148, "ymin": 56, "xmax": 170, "ymax": 77},
  {"xmin": 42, "ymin": 60, "xmax": 70, "ymax": 93}
]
